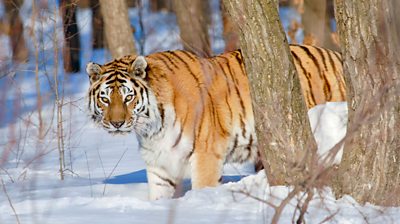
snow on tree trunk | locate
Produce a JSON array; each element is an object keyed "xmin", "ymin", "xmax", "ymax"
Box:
[
  {"xmin": 333, "ymin": 0, "xmax": 400, "ymax": 206},
  {"xmin": 99, "ymin": 0, "xmax": 136, "ymax": 58},
  {"xmin": 222, "ymin": 0, "xmax": 316, "ymax": 185}
]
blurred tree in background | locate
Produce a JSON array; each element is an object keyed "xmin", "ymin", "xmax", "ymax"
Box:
[
  {"xmin": 61, "ymin": 0, "xmax": 81, "ymax": 72},
  {"xmin": 99, "ymin": 0, "xmax": 137, "ymax": 58},
  {"xmin": 172, "ymin": 0, "xmax": 211, "ymax": 57},
  {"xmin": 4, "ymin": 0, "xmax": 28, "ymax": 63},
  {"xmin": 90, "ymin": 0, "xmax": 104, "ymax": 49},
  {"xmin": 302, "ymin": 0, "xmax": 338, "ymax": 50},
  {"xmin": 219, "ymin": 0, "xmax": 239, "ymax": 52}
]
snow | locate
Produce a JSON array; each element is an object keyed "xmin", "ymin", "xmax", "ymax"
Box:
[
  {"xmin": 308, "ymin": 102, "xmax": 348, "ymax": 165},
  {"xmin": 1, "ymin": 1, "xmax": 400, "ymax": 224}
]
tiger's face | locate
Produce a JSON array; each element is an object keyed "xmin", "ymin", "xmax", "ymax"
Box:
[{"xmin": 85, "ymin": 56, "xmax": 149, "ymax": 134}]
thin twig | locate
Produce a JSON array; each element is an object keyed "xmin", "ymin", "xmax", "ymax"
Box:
[
  {"xmin": 85, "ymin": 151, "xmax": 93, "ymax": 197},
  {"xmin": 102, "ymin": 147, "xmax": 129, "ymax": 195},
  {"xmin": 296, "ymin": 190, "xmax": 314, "ymax": 224},
  {"xmin": 1, "ymin": 179, "xmax": 21, "ymax": 224}
]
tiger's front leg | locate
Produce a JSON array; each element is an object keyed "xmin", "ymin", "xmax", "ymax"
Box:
[{"xmin": 146, "ymin": 166, "xmax": 177, "ymax": 200}]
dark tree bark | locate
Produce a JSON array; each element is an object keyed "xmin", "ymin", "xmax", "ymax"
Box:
[
  {"xmin": 4, "ymin": 0, "xmax": 28, "ymax": 63},
  {"xmin": 61, "ymin": 0, "xmax": 81, "ymax": 73},
  {"xmin": 99, "ymin": 0, "xmax": 136, "ymax": 58},
  {"xmin": 302, "ymin": 0, "xmax": 338, "ymax": 50},
  {"xmin": 172, "ymin": 0, "xmax": 212, "ymax": 57},
  {"xmin": 149, "ymin": 0, "xmax": 173, "ymax": 12},
  {"xmin": 333, "ymin": 0, "xmax": 400, "ymax": 206},
  {"xmin": 90, "ymin": 0, "xmax": 104, "ymax": 49},
  {"xmin": 222, "ymin": 0, "xmax": 316, "ymax": 185}
]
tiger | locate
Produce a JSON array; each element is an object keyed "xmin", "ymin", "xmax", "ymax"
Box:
[{"xmin": 84, "ymin": 44, "xmax": 345, "ymax": 200}]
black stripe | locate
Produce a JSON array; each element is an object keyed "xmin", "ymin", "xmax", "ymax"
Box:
[
  {"xmin": 326, "ymin": 51, "xmax": 346, "ymax": 99},
  {"xmin": 298, "ymin": 45, "xmax": 322, "ymax": 76},
  {"xmin": 150, "ymin": 171, "xmax": 176, "ymax": 188},
  {"xmin": 326, "ymin": 50, "xmax": 338, "ymax": 74},
  {"xmin": 169, "ymin": 51, "xmax": 202, "ymax": 85},
  {"xmin": 233, "ymin": 50, "xmax": 243, "ymax": 65},
  {"xmin": 144, "ymin": 108, "xmax": 150, "ymax": 117},
  {"xmin": 138, "ymin": 104, "xmax": 146, "ymax": 114},
  {"xmin": 312, "ymin": 47, "xmax": 332, "ymax": 100},
  {"xmin": 291, "ymin": 50, "xmax": 316, "ymax": 108},
  {"xmin": 225, "ymin": 94, "xmax": 233, "ymax": 121},
  {"xmin": 115, "ymin": 77, "xmax": 127, "ymax": 83},
  {"xmin": 233, "ymin": 134, "xmax": 239, "ymax": 150},
  {"xmin": 152, "ymin": 54, "xmax": 175, "ymax": 72},
  {"xmin": 333, "ymin": 51, "xmax": 341, "ymax": 61},
  {"xmin": 180, "ymin": 50, "xmax": 197, "ymax": 61},
  {"xmin": 314, "ymin": 47, "xmax": 329, "ymax": 71},
  {"xmin": 158, "ymin": 52, "xmax": 180, "ymax": 69},
  {"xmin": 227, "ymin": 134, "xmax": 239, "ymax": 161},
  {"xmin": 246, "ymin": 135, "xmax": 254, "ymax": 152},
  {"xmin": 186, "ymin": 149, "xmax": 194, "ymax": 160},
  {"xmin": 209, "ymin": 92, "xmax": 230, "ymax": 137},
  {"xmin": 216, "ymin": 59, "xmax": 246, "ymax": 118},
  {"xmin": 196, "ymin": 111, "xmax": 206, "ymax": 142},
  {"xmin": 239, "ymin": 114, "xmax": 247, "ymax": 139},
  {"xmin": 172, "ymin": 126, "xmax": 183, "ymax": 148},
  {"xmin": 157, "ymin": 103, "xmax": 165, "ymax": 127},
  {"xmin": 172, "ymin": 106, "xmax": 189, "ymax": 148},
  {"xmin": 105, "ymin": 78, "xmax": 116, "ymax": 85},
  {"xmin": 118, "ymin": 60, "xmax": 129, "ymax": 66}
]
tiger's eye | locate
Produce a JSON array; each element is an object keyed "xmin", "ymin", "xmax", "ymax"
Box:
[
  {"xmin": 125, "ymin": 95, "xmax": 133, "ymax": 102},
  {"xmin": 101, "ymin": 97, "xmax": 109, "ymax": 103}
]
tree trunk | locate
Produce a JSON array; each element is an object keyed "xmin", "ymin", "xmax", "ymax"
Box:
[
  {"xmin": 99, "ymin": 0, "xmax": 136, "ymax": 58},
  {"xmin": 61, "ymin": 0, "xmax": 81, "ymax": 73},
  {"xmin": 220, "ymin": 0, "xmax": 239, "ymax": 52},
  {"xmin": 172, "ymin": 0, "xmax": 211, "ymax": 57},
  {"xmin": 333, "ymin": 0, "xmax": 400, "ymax": 206},
  {"xmin": 90, "ymin": 0, "xmax": 104, "ymax": 49},
  {"xmin": 222, "ymin": 0, "xmax": 316, "ymax": 185},
  {"xmin": 4, "ymin": 0, "xmax": 28, "ymax": 63},
  {"xmin": 302, "ymin": 0, "xmax": 338, "ymax": 50}
]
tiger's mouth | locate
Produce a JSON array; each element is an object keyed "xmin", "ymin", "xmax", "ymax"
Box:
[
  {"xmin": 108, "ymin": 130, "xmax": 132, "ymax": 135},
  {"xmin": 103, "ymin": 121, "xmax": 134, "ymax": 135}
]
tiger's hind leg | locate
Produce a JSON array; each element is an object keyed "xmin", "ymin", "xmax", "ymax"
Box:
[
  {"xmin": 190, "ymin": 151, "xmax": 224, "ymax": 189},
  {"xmin": 146, "ymin": 166, "xmax": 177, "ymax": 200}
]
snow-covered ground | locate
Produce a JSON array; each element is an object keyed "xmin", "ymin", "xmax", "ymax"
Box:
[{"xmin": 1, "ymin": 1, "xmax": 400, "ymax": 224}]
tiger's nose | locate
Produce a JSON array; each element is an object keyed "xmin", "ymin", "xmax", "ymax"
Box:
[{"xmin": 110, "ymin": 121, "xmax": 124, "ymax": 128}]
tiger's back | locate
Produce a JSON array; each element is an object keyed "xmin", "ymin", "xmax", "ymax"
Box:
[{"xmin": 290, "ymin": 45, "xmax": 346, "ymax": 109}]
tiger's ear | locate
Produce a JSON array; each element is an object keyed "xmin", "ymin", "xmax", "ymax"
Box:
[
  {"xmin": 130, "ymin": 56, "xmax": 148, "ymax": 79},
  {"xmin": 86, "ymin": 62, "xmax": 102, "ymax": 83}
]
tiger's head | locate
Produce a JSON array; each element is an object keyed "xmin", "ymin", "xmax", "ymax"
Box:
[{"xmin": 85, "ymin": 56, "xmax": 152, "ymax": 135}]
